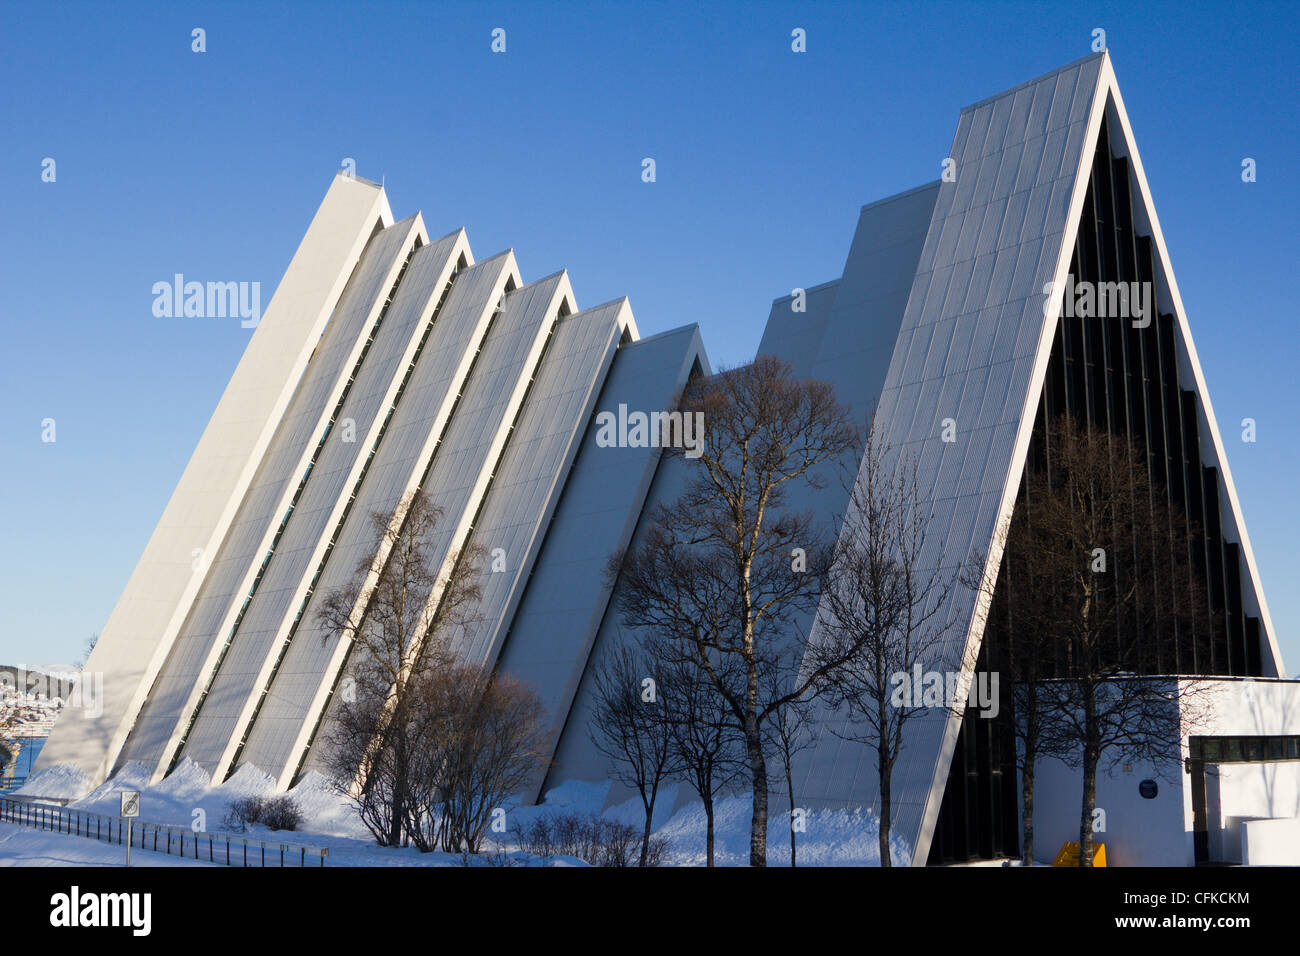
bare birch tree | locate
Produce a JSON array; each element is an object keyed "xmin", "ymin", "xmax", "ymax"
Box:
[
  {"xmin": 423, "ymin": 666, "xmax": 549, "ymax": 854},
  {"xmin": 316, "ymin": 489, "xmax": 482, "ymax": 847},
  {"xmin": 995, "ymin": 415, "xmax": 1214, "ymax": 865},
  {"xmin": 610, "ymin": 355, "xmax": 859, "ymax": 866},
  {"xmin": 812, "ymin": 424, "xmax": 956, "ymax": 866}
]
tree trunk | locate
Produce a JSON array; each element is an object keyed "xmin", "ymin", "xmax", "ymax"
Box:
[
  {"xmin": 787, "ymin": 766, "xmax": 797, "ymax": 868},
  {"xmin": 1079, "ymin": 692, "xmax": 1098, "ymax": 867},
  {"xmin": 1021, "ymin": 717, "xmax": 1036, "ymax": 866},
  {"xmin": 388, "ymin": 797, "xmax": 403, "ymax": 847},
  {"xmin": 746, "ymin": 716, "xmax": 768, "ymax": 867},
  {"xmin": 704, "ymin": 796, "xmax": 715, "ymax": 868},
  {"xmin": 640, "ymin": 797, "xmax": 654, "ymax": 868},
  {"xmin": 1021, "ymin": 751, "xmax": 1035, "ymax": 866},
  {"xmin": 879, "ymin": 745, "xmax": 892, "ymax": 867},
  {"xmin": 1079, "ymin": 753, "xmax": 1098, "ymax": 866}
]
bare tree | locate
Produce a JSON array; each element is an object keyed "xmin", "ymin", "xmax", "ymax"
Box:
[
  {"xmin": 654, "ymin": 642, "xmax": 744, "ymax": 867},
  {"xmin": 322, "ymin": 680, "xmax": 404, "ymax": 845},
  {"xmin": 812, "ymin": 423, "xmax": 956, "ymax": 866},
  {"xmin": 588, "ymin": 642, "xmax": 680, "ymax": 866},
  {"xmin": 425, "ymin": 667, "xmax": 549, "ymax": 855},
  {"xmin": 316, "ymin": 489, "xmax": 482, "ymax": 847},
  {"xmin": 763, "ymin": 681, "xmax": 814, "ymax": 867},
  {"xmin": 996, "ymin": 415, "xmax": 1214, "ymax": 865},
  {"xmin": 611, "ymin": 355, "xmax": 858, "ymax": 867},
  {"xmin": 75, "ymin": 633, "xmax": 99, "ymax": 669},
  {"xmin": 965, "ymin": 525, "xmax": 1056, "ymax": 867}
]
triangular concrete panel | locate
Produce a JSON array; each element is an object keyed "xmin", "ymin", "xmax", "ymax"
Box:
[{"xmin": 795, "ymin": 51, "xmax": 1280, "ymax": 865}]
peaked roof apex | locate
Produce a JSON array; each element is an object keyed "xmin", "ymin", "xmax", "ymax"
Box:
[{"xmin": 961, "ymin": 49, "xmax": 1109, "ymax": 114}]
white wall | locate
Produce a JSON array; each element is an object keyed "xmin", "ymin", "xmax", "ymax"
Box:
[
  {"xmin": 1241, "ymin": 816, "xmax": 1300, "ymax": 865},
  {"xmin": 1030, "ymin": 679, "xmax": 1300, "ymax": 865},
  {"xmin": 1032, "ymin": 751, "xmax": 1190, "ymax": 866}
]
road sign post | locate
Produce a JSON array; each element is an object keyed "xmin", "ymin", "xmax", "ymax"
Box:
[{"xmin": 120, "ymin": 790, "xmax": 140, "ymax": 867}]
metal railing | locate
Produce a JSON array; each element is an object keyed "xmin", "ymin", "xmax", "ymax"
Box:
[{"xmin": 0, "ymin": 796, "xmax": 328, "ymax": 866}]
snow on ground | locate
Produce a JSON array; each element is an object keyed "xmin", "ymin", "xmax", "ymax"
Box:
[
  {"xmin": 0, "ymin": 822, "xmax": 214, "ymax": 867},
  {"xmin": 14, "ymin": 763, "xmax": 89, "ymax": 801},
  {"xmin": 651, "ymin": 793, "xmax": 912, "ymax": 866},
  {"xmin": 5, "ymin": 760, "xmax": 907, "ymax": 866}
]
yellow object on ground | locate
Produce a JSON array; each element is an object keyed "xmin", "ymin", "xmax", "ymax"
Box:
[{"xmin": 1052, "ymin": 842, "xmax": 1107, "ymax": 866}]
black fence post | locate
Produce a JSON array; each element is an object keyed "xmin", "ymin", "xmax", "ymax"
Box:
[{"xmin": 0, "ymin": 799, "xmax": 319, "ymax": 869}]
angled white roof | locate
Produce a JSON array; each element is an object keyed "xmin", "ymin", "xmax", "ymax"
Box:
[
  {"xmin": 118, "ymin": 214, "xmax": 427, "ymax": 778},
  {"xmin": 155, "ymin": 216, "xmax": 429, "ymax": 778},
  {"xmin": 211, "ymin": 229, "xmax": 470, "ymax": 782},
  {"xmin": 501, "ymin": 323, "xmax": 708, "ymax": 800},
  {"xmin": 37, "ymin": 174, "xmax": 393, "ymax": 784},
  {"xmin": 257, "ymin": 249, "xmax": 529, "ymax": 787},
  {"xmin": 450, "ymin": 298, "xmax": 633, "ymax": 669}
]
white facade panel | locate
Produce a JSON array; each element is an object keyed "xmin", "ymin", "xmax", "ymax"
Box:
[
  {"xmin": 450, "ymin": 298, "xmax": 630, "ymax": 669},
  {"xmin": 499, "ymin": 324, "xmax": 708, "ymax": 800},
  {"xmin": 117, "ymin": 215, "xmax": 423, "ymax": 776},
  {"xmin": 793, "ymin": 53, "xmax": 1108, "ymax": 865},
  {"xmin": 756, "ymin": 280, "xmax": 839, "ymax": 380},
  {"xmin": 149, "ymin": 217, "xmax": 428, "ymax": 777},
  {"xmin": 36, "ymin": 174, "xmax": 393, "ymax": 789},
  {"xmin": 244, "ymin": 251, "xmax": 530, "ymax": 786},
  {"xmin": 402, "ymin": 271, "xmax": 575, "ymax": 619}
]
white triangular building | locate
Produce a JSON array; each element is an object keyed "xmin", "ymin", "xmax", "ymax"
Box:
[
  {"xmin": 779, "ymin": 50, "xmax": 1286, "ymax": 864},
  {"xmin": 35, "ymin": 52, "xmax": 1297, "ymax": 865}
]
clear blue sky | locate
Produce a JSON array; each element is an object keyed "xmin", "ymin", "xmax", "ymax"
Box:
[{"xmin": 1, "ymin": 1, "xmax": 1296, "ymax": 670}]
